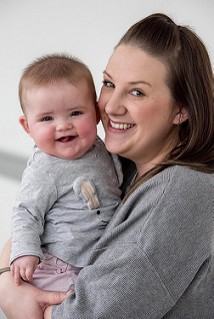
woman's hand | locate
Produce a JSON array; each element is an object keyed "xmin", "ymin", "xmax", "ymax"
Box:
[
  {"xmin": 0, "ymin": 239, "xmax": 68, "ymax": 319},
  {"xmin": 0, "ymin": 272, "xmax": 67, "ymax": 319},
  {"xmin": 44, "ymin": 305, "xmax": 53, "ymax": 319}
]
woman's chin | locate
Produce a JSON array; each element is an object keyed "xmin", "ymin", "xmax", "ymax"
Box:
[{"xmin": 104, "ymin": 140, "xmax": 124, "ymax": 156}]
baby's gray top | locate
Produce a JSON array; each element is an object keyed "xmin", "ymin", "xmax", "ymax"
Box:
[{"xmin": 11, "ymin": 138, "xmax": 122, "ymax": 267}]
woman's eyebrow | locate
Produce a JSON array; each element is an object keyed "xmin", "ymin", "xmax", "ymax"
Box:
[
  {"xmin": 129, "ymin": 80, "xmax": 151, "ymax": 87},
  {"xmin": 103, "ymin": 70, "xmax": 112, "ymax": 78},
  {"xmin": 103, "ymin": 70, "xmax": 151, "ymax": 87}
]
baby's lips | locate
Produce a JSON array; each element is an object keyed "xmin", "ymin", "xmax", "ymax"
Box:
[{"xmin": 57, "ymin": 136, "xmax": 75, "ymax": 143}]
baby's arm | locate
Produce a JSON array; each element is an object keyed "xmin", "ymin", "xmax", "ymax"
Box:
[{"xmin": 11, "ymin": 255, "xmax": 39, "ymax": 285}]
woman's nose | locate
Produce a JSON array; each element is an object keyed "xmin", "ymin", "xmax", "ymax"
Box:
[{"xmin": 104, "ymin": 91, "xmax": 126, "ymax": 116}]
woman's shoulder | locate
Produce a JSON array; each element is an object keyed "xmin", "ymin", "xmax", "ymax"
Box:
[
  {"xmin": 166, "ymin": 165, "xmax": 214, "ymax": 189},
  {"xmin": 131, "ymin": 165, "xmax": 214, "ymax": 210},
  {"xmin": 151, "ymin": 165, "xmax": 214, "ymax": 221}
]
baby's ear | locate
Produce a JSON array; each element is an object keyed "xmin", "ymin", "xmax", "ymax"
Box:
[
  {"xmin": 95, "ymin": 102, "xmax": 101, "ymax": 124},
  {"xmin": 19, "ymin": 116, "xmax": 30, "ymax": 135}
]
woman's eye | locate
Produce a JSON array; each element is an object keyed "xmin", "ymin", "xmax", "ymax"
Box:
[
  {"xmin": 42, "ymin": 116, "xmax": 52, "ymax": 122},
  {"xmin": 130, "ymin": 89, "xmax": 144, "ymax": 97},
  {"xmin": 102, "ymin": 80, "xmax": 114, "ymax": 89}
]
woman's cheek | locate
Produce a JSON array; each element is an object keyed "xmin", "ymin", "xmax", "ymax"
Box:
[{"xmin": 98, "ymin": 104, "xmax": 108, "ymax": 125}]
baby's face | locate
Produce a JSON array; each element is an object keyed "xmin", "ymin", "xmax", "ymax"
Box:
[{"xmin": 19, "ymin": 80, "xmax": 98, "ymax": 160}]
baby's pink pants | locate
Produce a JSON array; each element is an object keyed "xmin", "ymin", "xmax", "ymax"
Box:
[{"xmin": 30, "ymin": 252, "xmax": 82, "ymax": 292}]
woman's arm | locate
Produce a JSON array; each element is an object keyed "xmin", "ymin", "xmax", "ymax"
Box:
[
  {"xmin": 0, "ymin": 239, "xmax": 67, "ymax": 319},
  {"xmin": 0, "ymin": 238, "xmax": 11, "ymax": 268}
]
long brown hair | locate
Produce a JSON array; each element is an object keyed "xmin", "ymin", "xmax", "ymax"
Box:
[{"xmin": 117, "ymin": 13, "xmax": 214, "ymax": 182}]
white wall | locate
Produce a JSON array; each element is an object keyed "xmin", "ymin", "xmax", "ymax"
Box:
[{"xmin": 0, "ymin": 0, "xmax": 213, "ymax": 256}]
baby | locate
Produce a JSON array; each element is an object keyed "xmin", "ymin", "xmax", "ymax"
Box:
[{"xmin": 10, "ymin": 53, "xmax": 122, "ymax": 291}]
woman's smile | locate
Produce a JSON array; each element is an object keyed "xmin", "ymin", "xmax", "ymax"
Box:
[{"xmin": 109, "ymin": 120, "xmax": 135, "ymax": 130}]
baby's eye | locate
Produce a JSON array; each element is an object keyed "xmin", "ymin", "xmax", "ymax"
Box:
[
  {"xmin": 102, "ymin": 80, "xmax": 114, "ymax": 89},
  {"xmin": 42, "ymin": 116, "xmax": 53, "ymax": 122},
  {"xmin": 70, "ymin": 111, "xmax": 82, "ymax": 117},
  {"xmin": 130, "ymin": 89, "xmax": 144, "ymax": 97}
]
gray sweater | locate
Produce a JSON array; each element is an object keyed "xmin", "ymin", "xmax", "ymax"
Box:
[
  {"xmin": 11, "ymin": 138, "xmax": 122, "ymax": 267},
  {"xmin": 52, "ymin": 165, "xmax": 214, "ymax": 318}
]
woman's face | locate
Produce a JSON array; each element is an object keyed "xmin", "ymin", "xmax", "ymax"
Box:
[{"xmin": 98, "ymin": 44, "xmax": 182, "ymax": 175}]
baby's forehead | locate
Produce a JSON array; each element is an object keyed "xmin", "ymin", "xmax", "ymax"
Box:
[
  {"xmin": 22, "ymin": 80, "xmax": 94, "ymax": 105},
  {"xmin": 22, "ymin": 78, "xmax": 78, "ymax": 89},
  {"xmin": 22, "ymin": 79, "xmax": 86, "ymax": 96},
  {"xmin": 20, "ymin": 78, "xmax": 95, "ymax": 113}
]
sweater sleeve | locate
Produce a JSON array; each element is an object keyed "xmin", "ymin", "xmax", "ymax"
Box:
[
  {"xmin": 138, "ymin": 167, "xmax": 214, "ymax": 302},
  {"xmin": 10, "ymin": 163, "xmax": 58, "ymax": 263},
  {"xmin": 52, "ymin": 243, "xmax": 174, "ymax": 319}
]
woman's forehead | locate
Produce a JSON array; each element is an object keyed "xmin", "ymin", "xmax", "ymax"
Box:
[{"xmin": 105, "ymin": 45, "xmax": 168, "ymax": 84}]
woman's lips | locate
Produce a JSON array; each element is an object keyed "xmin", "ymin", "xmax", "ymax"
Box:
[{"xmin": 110, "ymin": 120, "xmax": 135, "ymax": 130}]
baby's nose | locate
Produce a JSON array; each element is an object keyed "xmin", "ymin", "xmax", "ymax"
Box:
[{"xmin": 56, "ymin": 119, "xmax": 72, "ymax": 131}]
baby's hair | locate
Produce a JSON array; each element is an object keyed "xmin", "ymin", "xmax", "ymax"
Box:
[{"xmin": 19, "ymin": 53, "xmax": 96, "ymax": 111}]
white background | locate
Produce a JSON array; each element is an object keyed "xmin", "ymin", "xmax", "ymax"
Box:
[{"xmin": 0, "ymin": 2, "xmax": 213, "ymax": 316}]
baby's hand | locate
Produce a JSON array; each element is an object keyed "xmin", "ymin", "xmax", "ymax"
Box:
[{"xmin": 11, "ymin": 255, "xmax": 40, "ymax": 286}]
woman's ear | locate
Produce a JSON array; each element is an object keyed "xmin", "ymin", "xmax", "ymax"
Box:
[
  {"xmin": 19, "ymin": 115, "xmax": 31, "ymax": 135},
  {"xmin": 173, "ymin": 107, "xmax": 189, "ymax": 125},
  {"xmin": 95, "ymin": 102, "xmax": 101, "ymax": 125}
]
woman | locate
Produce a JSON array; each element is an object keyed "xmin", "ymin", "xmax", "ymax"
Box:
[{"xmin": 0, "ymin": 13, "xmax": 213, "ymax": 319}]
